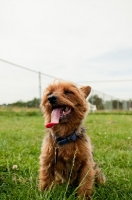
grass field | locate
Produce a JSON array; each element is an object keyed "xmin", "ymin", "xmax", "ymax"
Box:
[{"xmin": 0, "ymin": 108, "xmax": 132, "ymax": 200}]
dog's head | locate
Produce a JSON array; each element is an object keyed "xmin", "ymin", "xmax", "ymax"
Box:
[{"xmin": 41, "ymin": 81, "xmax": 91, "ymax": 133}]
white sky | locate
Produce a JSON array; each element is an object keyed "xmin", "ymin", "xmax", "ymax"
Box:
[{"xmin": 0, "ymin": 0, "xmax": 132, "ymax": 104}]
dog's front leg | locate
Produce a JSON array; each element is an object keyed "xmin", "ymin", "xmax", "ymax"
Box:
[
  {"xmin": 39, "ymin": 147, "xmax": 54, "ymax": 190},
  {"xmin": 77, "ymin": 163, "xmax": 95, "ymax": 199},
  {"xmin": 39, "ymin": 165, "xmax": 54, "ymax": 190}
]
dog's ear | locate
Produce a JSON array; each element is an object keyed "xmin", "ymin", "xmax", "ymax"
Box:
[{"xmin": 80, "ymin": 86, "xmax": 91, "ymax": 98}]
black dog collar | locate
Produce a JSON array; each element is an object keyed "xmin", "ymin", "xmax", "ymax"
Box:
[{"xmin": 51, "ymin": 131, "xmax": 77, "ymax": 146}]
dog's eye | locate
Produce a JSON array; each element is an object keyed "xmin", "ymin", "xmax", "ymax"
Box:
[
  {"xmin": 64, "ymin": 90, "xmax": 74, "ymax": 95},
  {"xmin": 47, "ymin": 92, "xmax": 52, "ymax": 96}
]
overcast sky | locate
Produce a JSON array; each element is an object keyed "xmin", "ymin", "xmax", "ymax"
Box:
[{"xmin": 0, "ymin": 0, "xmax": 132, "ymax": 104}]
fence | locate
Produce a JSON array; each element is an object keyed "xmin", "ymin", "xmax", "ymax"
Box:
[
  {"xmin": 0, "ymin": 59, "xmax": 131, "ymax": 111},
  {"xmin": 88, "ymin": 89, "xmax": 132, "ymax": 111}
]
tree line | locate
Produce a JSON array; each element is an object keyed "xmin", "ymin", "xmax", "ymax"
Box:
[
  {"xmin": 7, "ymin": 98, "xmax": 40, "ymax": 108},
  {"xmin": 1, "ymin": 95, "xmax": 132, "ymax": 110}
]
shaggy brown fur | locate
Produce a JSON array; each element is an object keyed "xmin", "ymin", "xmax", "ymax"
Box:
[{"xmin": 39, "ymin": 81, "xmax": 105, "ymax": 199}]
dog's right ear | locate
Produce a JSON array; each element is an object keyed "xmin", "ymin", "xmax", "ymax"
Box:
[{"xmin": 80, "ymin": 86, "xmax": 91, "ymax": 98}]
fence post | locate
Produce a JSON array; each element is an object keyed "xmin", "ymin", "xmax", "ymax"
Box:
[
  {"xmin": 103, "ymin": 93, "xmax": 105, "ymax": 111},
  {"xmin": 128, "ymin": 99, "xmax": 132, "ymax": 110},
  {"xmin": 111, "ymin": 96, "xmax": 113, "ymax": 110},
  {"xmin": 117, "ymin": 99, "xmax": 118, "ymax": 110},
  {"xmin": 91, "ymin": 89, "xmax": 94, "ymax": 104},
  {"xmin": 122, "ymin": 100, "xmax": 127, "ymax": 110},
  {"xmin": 39, "ymin": 72, "xmax": 41, "ymax": 105}
]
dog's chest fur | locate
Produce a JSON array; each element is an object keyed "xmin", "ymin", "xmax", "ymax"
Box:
[
  {"xmin": 54, "ymin": 144, "xmax": 81, "ymax": 183},
  {"xmin": 46, "ymin": 129, "xmax": 93, "ymax": 184}
]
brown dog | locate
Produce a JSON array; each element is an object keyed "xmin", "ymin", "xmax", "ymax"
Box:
[{"xmin": 39, "ymin": 81, "xmax": 105, "ymax": 199}]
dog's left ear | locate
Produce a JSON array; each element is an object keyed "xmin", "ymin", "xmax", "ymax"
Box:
[{"xmin": 80, "ymin": 86, "xmax": 91, "ymax": 98}]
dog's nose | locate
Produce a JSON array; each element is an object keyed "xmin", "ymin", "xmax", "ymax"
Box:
[{"xmin": 48, "ymin": 95, "xmax": 57, "ymax": 104}]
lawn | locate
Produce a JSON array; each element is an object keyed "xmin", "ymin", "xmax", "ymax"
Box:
[{"xmin": 0, "ymin": 108, "xmax": 132, "ymax": 200}]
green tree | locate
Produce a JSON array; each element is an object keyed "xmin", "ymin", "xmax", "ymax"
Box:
[{"xmin": 89, "ymin": 95, "xmax": 103, "ymax": 110}]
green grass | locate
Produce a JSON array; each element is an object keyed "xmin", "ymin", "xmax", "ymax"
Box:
[{"xmin": 0, "ymin": 109, "xmax": 132, "ymax": 200}]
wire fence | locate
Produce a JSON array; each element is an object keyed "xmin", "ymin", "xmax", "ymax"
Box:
[
  {"xmin": 88, "ymin": 89, "xmax": 132, "ymax": 111},
  {"xmin": 0, "ymin": 59, "xmax": 132, "ymax": 111}
]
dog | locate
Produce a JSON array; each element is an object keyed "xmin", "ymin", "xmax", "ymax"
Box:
[{"xmin": 39, "ymin": 80, "xmax": 105, "ymax": 199}]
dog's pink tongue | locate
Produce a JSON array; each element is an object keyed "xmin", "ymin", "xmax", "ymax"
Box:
[{"xmin": 46, "ymin": 108, "xmax": 62, "ymax": 128}]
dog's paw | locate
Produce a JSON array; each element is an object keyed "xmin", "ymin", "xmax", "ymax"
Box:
[
  {"xmin": 95, "ymin": 172, "xmax": 106, "ymax": 185},
  {"xmin": 39, "ymin": 181, "xmax": 48, "ymax": 191}
]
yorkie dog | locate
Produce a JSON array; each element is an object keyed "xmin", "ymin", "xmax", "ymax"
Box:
[{"xmin": 39, "ymin": 81, "xmax": 105, "ymax": 199}]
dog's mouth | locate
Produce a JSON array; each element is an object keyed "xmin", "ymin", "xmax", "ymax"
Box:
[{"xmin": 46, "ymin": 106, "xmax": 71, "ymax": 128}]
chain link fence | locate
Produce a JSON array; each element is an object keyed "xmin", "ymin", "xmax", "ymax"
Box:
[
  {"xmin": 0, "ymin": 59, "xmax": 131, "ymax": 111},
  {"xmin": 88, "ymin": 89, "xmax": 132, "ymax": 111}
]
